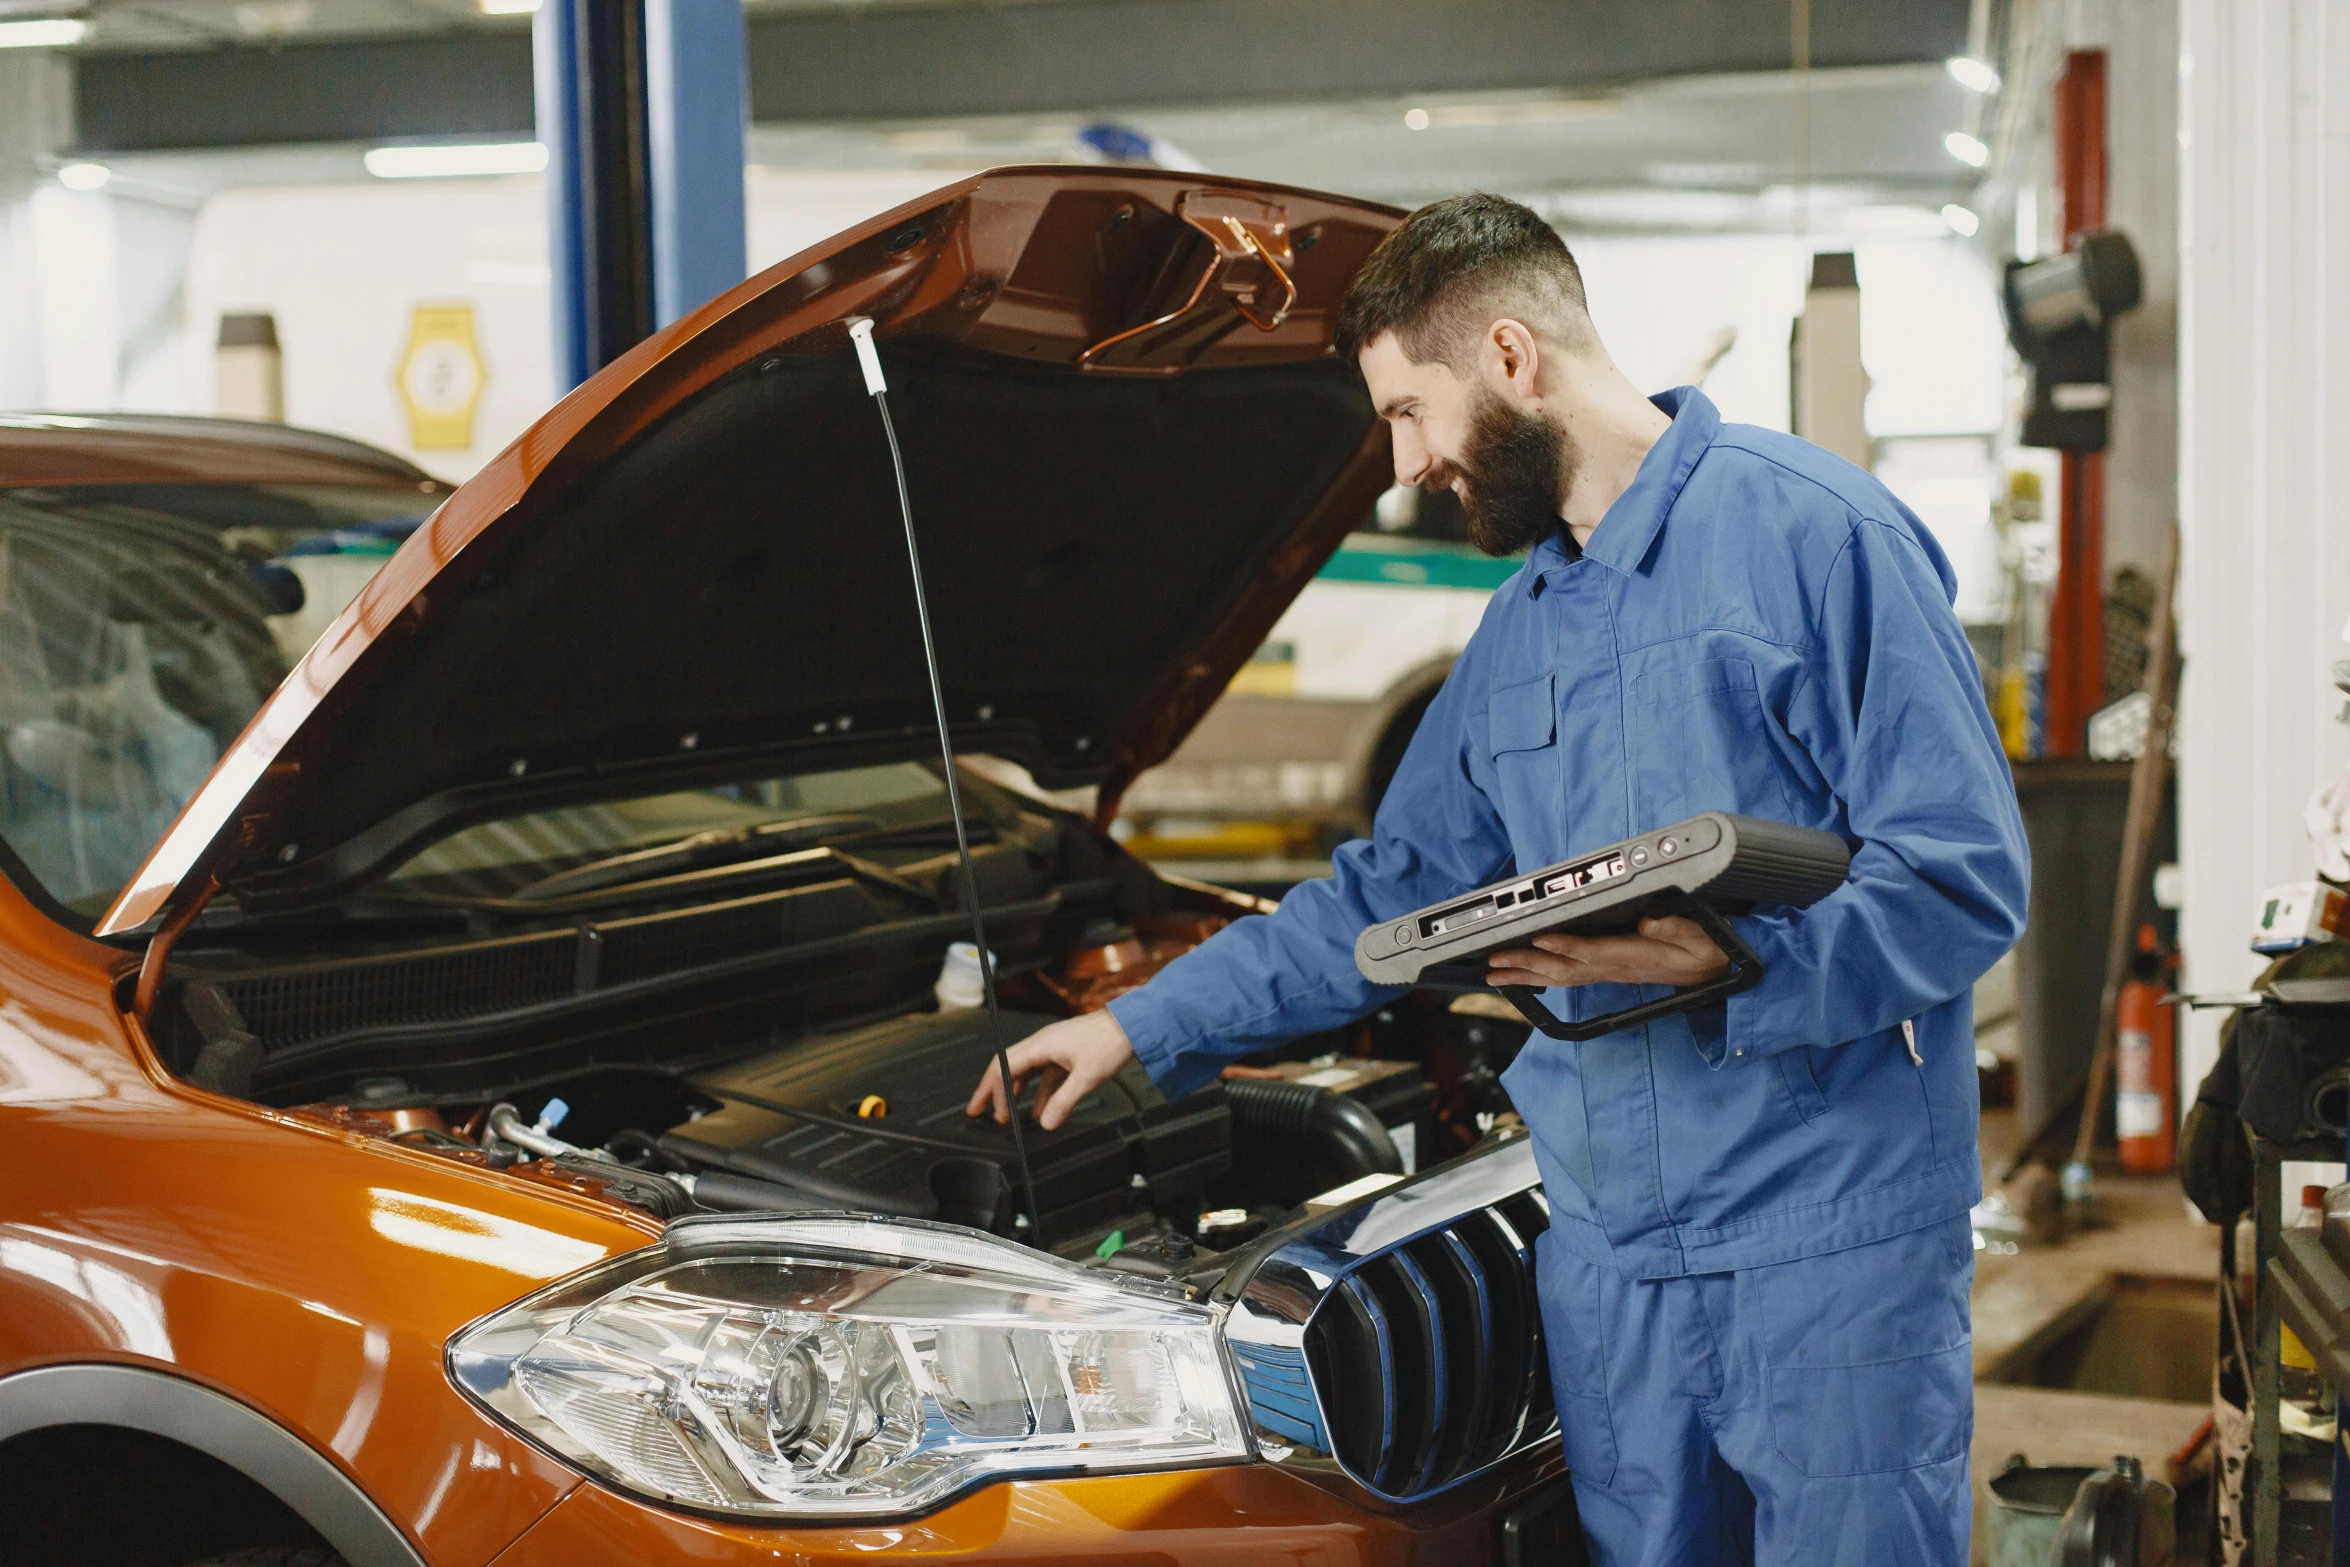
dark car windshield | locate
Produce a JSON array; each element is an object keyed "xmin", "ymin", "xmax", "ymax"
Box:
[
  {"xmin": 384, "ymin": 763, "xmax": 952, "ymax": 902},
  {"xmin": 0, "ymin": 481, "xmax": 440, "ymax": 915}
]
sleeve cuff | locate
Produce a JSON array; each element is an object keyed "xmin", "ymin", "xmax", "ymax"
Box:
[{"xmin": 1108, "ymin": 990, "xmax": 1223, "ymax": 1100}]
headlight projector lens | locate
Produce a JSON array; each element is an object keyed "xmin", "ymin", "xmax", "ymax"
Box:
[{"xmin": 448, "ymin": 1216, "xmax": 1248, "ymax": 1519}]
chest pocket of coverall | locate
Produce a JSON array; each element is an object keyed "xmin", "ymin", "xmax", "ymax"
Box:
[
  {"xmin": 1485, "ymin": 674, "xmax": 1560, "ymax": 836},
  {"xmin": 1628, "ymin": 656, "xmax": 1797, "ymax": 828}
]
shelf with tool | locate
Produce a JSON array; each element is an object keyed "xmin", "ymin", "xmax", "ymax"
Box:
[{"xmin": 2184, "ymin": 936, "xmax": 2350, "ymax": 1567}]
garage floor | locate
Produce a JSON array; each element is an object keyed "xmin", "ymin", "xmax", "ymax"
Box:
[{"xmin": 1968, "ymin": 1110, "xmax": 2215, "ymax": 1562}]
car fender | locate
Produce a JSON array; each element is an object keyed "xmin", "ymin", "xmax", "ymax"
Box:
[
  {"xmin": 1339, "ymin": 655, "xmax": 1457, "ymax": 779},
  {"xmin": 1337, "ymin": 655, "xmax": 1457, "ymax": 828},
  {"xmin": 0, "ymin": 1362, "xmax": 427, "ymax": 1567},
  {"xmin": 0, "ymin": 938, "xmax": 643, "ymax": 1567}
]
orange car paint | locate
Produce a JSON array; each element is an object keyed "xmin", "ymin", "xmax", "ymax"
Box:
[{"xmin": 490, "ymin": 1456, "xmax": 1570, "ymax": 1566}]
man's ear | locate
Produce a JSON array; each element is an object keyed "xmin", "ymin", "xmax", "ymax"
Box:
[{"xmin": 1484, "ymin": 318, "xmax": 1544, "ymax": 402}]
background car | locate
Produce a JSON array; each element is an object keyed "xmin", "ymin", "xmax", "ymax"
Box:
[{"xmin": 1117, "ymin": 485, "xmax": 1507, "ymax": 884}]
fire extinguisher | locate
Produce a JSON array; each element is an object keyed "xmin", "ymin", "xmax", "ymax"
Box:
[{"xmin": 2116, "ymin": 925, "xmax": 2176, "ymax": 1175}]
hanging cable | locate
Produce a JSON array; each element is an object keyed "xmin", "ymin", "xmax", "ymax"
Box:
[{"xmin": 847, "ymin": 317, "xmax": 1048, "ymax": 1248}]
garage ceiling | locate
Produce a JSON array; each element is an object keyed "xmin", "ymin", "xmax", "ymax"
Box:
[
  {"xmin": 21, "ymin": 0, "xmax": 977, "ymax": 52},
  {"xmin": 62, "ymin": 0, "xmax": 1983, "ymax": 233},
  {"xmin": 69, "ymin": 0, "xmax": 1968, "ymax": 147},
  {"xmin": 746, "ymin": 62, "xmax": 1980, "ymax": 223}
]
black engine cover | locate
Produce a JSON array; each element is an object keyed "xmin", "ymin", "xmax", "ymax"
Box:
[{"xmin": 668, "ymin": 1009, "xmax": 1229, "ymax": 1244}]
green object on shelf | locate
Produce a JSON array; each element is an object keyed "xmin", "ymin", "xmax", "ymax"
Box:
[{"xmin": 1094, "ymin": 1230, "xmax": 1125, "ymax": 1259}]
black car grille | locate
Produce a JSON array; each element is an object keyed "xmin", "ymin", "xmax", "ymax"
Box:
[{"xmin": 1301, "ymin": 1190, "xmax": 1555, "ymax": 1499}]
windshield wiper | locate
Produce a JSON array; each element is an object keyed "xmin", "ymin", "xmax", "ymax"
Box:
[{"xmin": 510, "ymin": 814, "xmax": 882, "ymax": 903}]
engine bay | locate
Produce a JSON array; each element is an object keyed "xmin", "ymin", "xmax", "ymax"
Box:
[{"xmin": 145, "ymin": 771, "xmax": 1531, "ymax": 1261}]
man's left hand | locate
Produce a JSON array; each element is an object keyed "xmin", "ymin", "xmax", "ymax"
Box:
[{"xmin": 1485, "ymin": 915, "xmax": 1731, "ymax": 991}]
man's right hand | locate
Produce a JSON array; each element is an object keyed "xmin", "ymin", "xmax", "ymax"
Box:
[{"xmin": 964, "ymin": 1007, "xmax": 1136, "ymax": 1131}]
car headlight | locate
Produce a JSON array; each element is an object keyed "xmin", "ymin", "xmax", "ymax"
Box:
[{"xmin": 447, "ymin": 1215, "xmax": 1249, "ymax": 1519}]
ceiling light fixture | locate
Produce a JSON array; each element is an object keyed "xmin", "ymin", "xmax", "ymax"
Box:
[
  {"xmin": 56, "ymin": 162, "xmax": 110, "ymax": 191},
  {"xmin": 0, "ymin": 17, "xmax": 87, "ymax": 47},
  {"xmin": 1946, "ymin": 56, "xmax": 2002, "ymax": 94},
  {"xmin": 364, "ymin": 141, "xmax": 549, "ymax": 179},
  {"xmin": 476, "ymin": 0, "xmax": 540, "ymax": 13},
  {"xmin": 1403, "ymin": 107, "xmax": 1431, "ymax": 131},
  {"xmin": 1944, "ymin": 130, "xmax": 1989, "ymax": 168},
  {"xmin": 1941, "ymin": 203, "xmax": 1980, "ymax": 237}
]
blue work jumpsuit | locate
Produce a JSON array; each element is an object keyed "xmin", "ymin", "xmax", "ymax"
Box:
[{"xmin": 1110, "ymin": 388, "xmax": 2030, "ymax": 1565}]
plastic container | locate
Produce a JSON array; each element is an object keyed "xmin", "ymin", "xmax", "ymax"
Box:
[{"xmin": 934, "ymin": 942, "xmax": 990, "ymax": 1010}]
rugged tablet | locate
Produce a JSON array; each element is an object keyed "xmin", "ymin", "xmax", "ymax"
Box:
[{"xmin": 1354, "ymin": 811, "xmax": 1851, "ymax": 1040}]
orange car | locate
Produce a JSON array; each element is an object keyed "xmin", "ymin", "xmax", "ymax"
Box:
[{"xmin": 0, "ymin": 169, "xmax": 1572, "ymax": 1567}]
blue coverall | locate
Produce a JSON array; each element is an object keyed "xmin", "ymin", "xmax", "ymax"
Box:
[{"xmin": 1109, "ymin": 388, "xmax": 2030, "ymax": 1565}]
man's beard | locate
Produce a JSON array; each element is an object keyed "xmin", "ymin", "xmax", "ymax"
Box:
[{"xmin": 1434, "ymin": 388, "xmax": 1577, "ymax": 557}]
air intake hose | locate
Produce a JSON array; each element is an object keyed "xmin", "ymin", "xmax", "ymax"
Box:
[
  {"xmin": 680, "ymin": 1171, "xmax": 825, "ymax": 1214},
  {"xmin": 1221, "ymin": 1076, "xmax": 1402, "ymax": 1184},
  {"xmin": 658, "ymin": 1132, "xmax": 931, "ymax": 1218}
]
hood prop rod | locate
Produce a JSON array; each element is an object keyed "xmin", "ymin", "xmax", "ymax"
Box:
[
  {"xmin": 848, "ymin": 318, "xmax": 1047, "ymax": 1249},
  {"xmin": 133, "ymin": 874, "xmax": 219, "ymax": 1021}
]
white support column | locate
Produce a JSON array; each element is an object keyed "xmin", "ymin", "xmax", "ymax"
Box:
[
  {"xmin": 2176, "ymin": 0, "xmax": 2350, "ymax": 1094},
  {"xmin": 0, "ymin": 52, "xmax": 72, "ymax": 409}
]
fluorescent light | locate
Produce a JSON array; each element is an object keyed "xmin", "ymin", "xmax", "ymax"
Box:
[
  {"xmin": 364, "ymin": 141, "xmax": 548, "ymax": 179},
  {"xmin": 1946, "ymin": 56, "xmax": 2002, "ymax": 94},
  {"xmin": 56, "ymin": 162, "xmax": 110, "ymax": 192},
  {"xmin": 1843, "ymin": 203, "xmax": 1960, "ymax": 238},
  {"xmin": 1944, "ymin": 130, "xmax": 1989, "ymax": 168},
  {"xmin": 1398, "ymin": 97, "xmax": 1613, "ymax": 133},
  {"xmin": 477, "ymin": 0, "xmax": 539, "ymax": 11},
  {"xmin": 1941, "ymin": 203, "xmax": 1980, "ymax": 237},
  {"xmin": 0, "ymin": 17, "xmax": 87, "ymax": 47}
]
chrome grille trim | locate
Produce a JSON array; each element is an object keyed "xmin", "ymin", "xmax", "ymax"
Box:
[{"xmin": 1220, "ymin": 1136, "xmax": 1557, "ymax": 1503}]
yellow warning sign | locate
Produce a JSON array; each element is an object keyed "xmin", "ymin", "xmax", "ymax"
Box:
[{"xmin": 395, "ymin": 304, "xmax": 487, "ymax": 451}]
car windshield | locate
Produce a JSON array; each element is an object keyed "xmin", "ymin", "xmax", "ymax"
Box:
[
  {"xmin": 0, "ymin": 481, "xmax": 442, "ymax": 916},
  {"xmin": 384, "ymin": 763, "xmax": 952, "ymax": 900}
]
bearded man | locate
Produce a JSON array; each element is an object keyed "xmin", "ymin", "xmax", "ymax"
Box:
[{"xmin": 971, "ymin": 193, "xmax": 2028, "ymax": 1566}]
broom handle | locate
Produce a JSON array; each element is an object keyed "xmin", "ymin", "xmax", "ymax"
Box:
[{"xmin": 2067, "ymin": 521, "xmax": 2183, "ymax": 1175}]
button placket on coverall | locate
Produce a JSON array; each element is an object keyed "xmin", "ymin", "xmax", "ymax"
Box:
[{"xmin": 1108, "ymin": 388, "xmax": 2029, "ymax": 1564}]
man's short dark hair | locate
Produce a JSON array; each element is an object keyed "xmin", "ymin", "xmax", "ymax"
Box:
[{"xmin": 1335, "ymin": 193, "xmax": 1596, "ymax": 370}]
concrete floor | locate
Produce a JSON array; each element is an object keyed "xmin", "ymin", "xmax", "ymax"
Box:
[{"xmin": 1968, "ymin": 1112, "xmax": 2215, "ymax": 1563}]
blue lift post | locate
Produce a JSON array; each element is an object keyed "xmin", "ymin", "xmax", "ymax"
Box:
[
  {"xmin": 537, "ymin": 0, "xmax": 747, "ymax": 392},
  {"xmin": 645, "ymin": 0, "xmax": 748, "ymax": 331}
]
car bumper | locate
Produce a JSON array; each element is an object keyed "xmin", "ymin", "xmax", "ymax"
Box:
[{"xmin": 490, "ymin": 1457, "xmax": 1569, "ymax": 1565}]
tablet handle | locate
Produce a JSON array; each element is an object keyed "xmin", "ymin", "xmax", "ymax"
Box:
[{"xmin": 1494, "ymin": 900, "xmax": 1764, "ymax": 1042}]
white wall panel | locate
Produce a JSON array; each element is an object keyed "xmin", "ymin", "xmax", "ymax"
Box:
[{"xmin": 2176, "ymin": 0, "xmax": 2350, "ymax": 1094}]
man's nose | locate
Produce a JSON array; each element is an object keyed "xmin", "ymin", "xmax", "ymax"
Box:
[{"xmin": 1392, "ymin": 427, "xmax": 1433, "ymax": 488}]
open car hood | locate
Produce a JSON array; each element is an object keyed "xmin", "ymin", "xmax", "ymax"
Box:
[{"xmin": 99, "ymin": 168, "xmax": 1400, "ymax": 936}]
